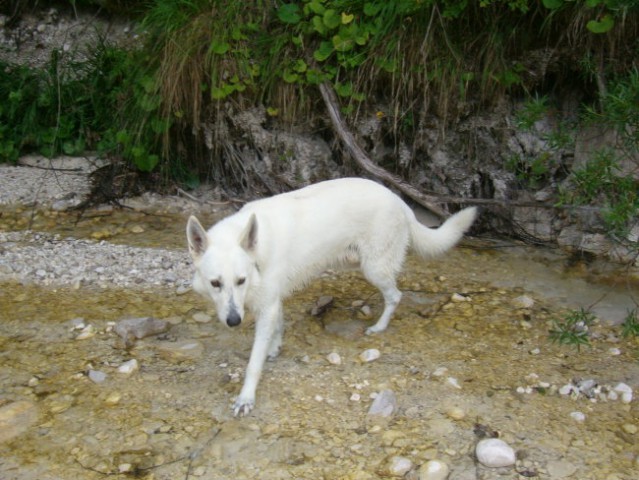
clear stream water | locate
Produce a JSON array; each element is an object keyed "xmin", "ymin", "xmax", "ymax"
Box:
[{"xmin": 1, "ymin": 206, "xmax": 638, "ymax": 479}]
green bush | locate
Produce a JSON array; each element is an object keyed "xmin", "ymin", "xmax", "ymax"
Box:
[{"xmin": 0, "ymin": 41, "xmax": 170, "ymax": 173}]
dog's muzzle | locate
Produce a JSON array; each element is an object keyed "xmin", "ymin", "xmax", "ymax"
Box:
[{"xmin": 226, "ymin": 310, "xmax": 241, "ymax": 327}]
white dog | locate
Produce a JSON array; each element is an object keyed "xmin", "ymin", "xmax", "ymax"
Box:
[{"xmin": 186, "ymin": 177, "xmax": 477, "ymax": 416}]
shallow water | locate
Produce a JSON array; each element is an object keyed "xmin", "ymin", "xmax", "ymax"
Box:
[{"xmin": 1, "ymin": 206, "xmax": 638, "ymax": 479}]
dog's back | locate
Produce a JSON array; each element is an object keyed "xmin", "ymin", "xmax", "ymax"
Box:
[{"xmin": 231, "ymin": 178, "xmax": 414, "ymax": 294}]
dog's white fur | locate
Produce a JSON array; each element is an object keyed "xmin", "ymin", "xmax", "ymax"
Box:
[{"xmin": 187, "ymin": 177, "xmax": 477, "ymax": 416}]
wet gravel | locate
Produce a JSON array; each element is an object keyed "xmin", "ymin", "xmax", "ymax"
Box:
[
  {"xmin": 0, "ymin": 230, "xmax": 192, "ymax": 289},
  {"xmin": 0, "ymin": 158, "xmax": 205, "ymax": 290}
]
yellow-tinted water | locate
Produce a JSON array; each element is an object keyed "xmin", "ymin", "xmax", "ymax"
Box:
[{"xmin": 1, "ymin": 206, "xmax": 638, "ymax": 479}]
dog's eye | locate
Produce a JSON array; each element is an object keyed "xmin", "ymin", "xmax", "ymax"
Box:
[
  {"xmin": 210, "ymin": 279, "xmax": 222, "ymax": 289},
  {"xmin": 236, "ymin": 277, "xmax": 246, "ymax": 286}
]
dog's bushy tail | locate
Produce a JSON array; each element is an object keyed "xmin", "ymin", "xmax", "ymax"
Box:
[{"xmin": 410, "ymin": 207, "xmax": 477, "ymax": 258}]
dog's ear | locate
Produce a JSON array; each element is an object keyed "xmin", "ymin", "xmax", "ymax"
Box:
[
  {"xmin": 240, "ymin": 213, "xmax": 258, "ymax": 252},
  {"xmin": 186, "ymin": 216, "xmax": 208, "ymax": 260}
]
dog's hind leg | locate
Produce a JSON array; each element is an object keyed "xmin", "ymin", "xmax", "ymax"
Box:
[
  {"xmin": 233, "ymin": 301, "xmax": 283, "ymax": 416},
  {"xmin": 360, "ymin": 237, "xmax": 407, "ymax": 335},
  {"xmin": 365, "ymin": 278, "xmax": 402, "ymax": 335}
]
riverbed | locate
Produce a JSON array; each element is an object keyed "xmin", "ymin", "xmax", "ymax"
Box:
[{"xmin": 1, "ymin": 195, "xmax": 638, "ymax": 480}]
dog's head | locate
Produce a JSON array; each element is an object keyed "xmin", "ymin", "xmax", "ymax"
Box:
[{"xmin": 186, "ymin": 214, "xmax": 258, "ymax": 328}]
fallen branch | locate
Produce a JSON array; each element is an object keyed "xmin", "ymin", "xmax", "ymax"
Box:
[
  {"xmin": 319, "ymin": 82, "xmax": 607, "ymax": 218},
  {"xmin": 431, "ymin": 195, "xmax": 604, "ymax": 211},
  {"xmin": 319, "ymin": 82, "xmax": 448, "ymax": 218}
]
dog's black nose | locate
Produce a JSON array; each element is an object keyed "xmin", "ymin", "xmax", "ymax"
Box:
[{"xmin": 226, "ymin": 311, "xmax": 241, "ymax": 327}]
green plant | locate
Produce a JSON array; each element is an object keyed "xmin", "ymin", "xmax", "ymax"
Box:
[
  {"xmin": 621, "ymin": 309, "xmax": 639, "ymax": 338},
  {"xmin": 0, "ymin": 37, "xmax": 172, "ymax": 173},
  {"xmin": 559, "ymin": 149, "xmax": 638, "ymax": 236},
  {"xmin": 549, "ymin": 308, "xmax": 596, "ymax": 351}
]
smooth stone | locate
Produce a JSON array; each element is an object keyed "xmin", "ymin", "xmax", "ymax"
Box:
[
  {"xmin": 114, "ymin": 317, "xmax": 170, "ymax": 341},
  {"xmin": 446, "ymin": 377, "xmax": 461, "ymax": 389},
  {"xmin": 105, "ymin": 392, "xmax": 122, "ymax": 405},
  {"xmin": 75, "ymin": 324, "xmax": 96, "ymax": 340},
  {"xmin": 88, "ymin": 370, "xmax": 107, "ymax": 383},
  {"xmin": 570, "ymin": 411, "xmax": 586, "ymax": 422},
  {"xmin": 446, "ymin": 407, "xmax": 466, "ymax": 420},
  {"xmin": 475, "ymin": 438, "xmax": 516, "ymax": 468},
  {"xmin": 359, "ymin": 348, "xmax": 381, "ymax": 362},
  {"xmin": 367, "ymin": 389, "xmax": 397, "ymax": 418},
  {"xmin": 451, "ymin": 293, "xmax": 470, "ymax": 302},
  {"xmin": 613, "ymin": 382, "xmax": 633, "ymax": 403},
  {"xmin": 546, "ymin": 460, "xmax": 577, "ymax": 478},
  {"xmin": 512, "ymin": 295, "xmax": 534, "ymax": 309},
  {"xmin": 118, "ymin": 359, "xmax": 139, "ymax": 375},
  {"xmin": 387, "ymin": 456, "xmax": 413, "ymax": 477},
  {"xmin": 419, "ymin": 459, "xmax": 450, "ymax": 480},
  {"xmin": 326, "ymin": 352, "xmax": 342, "ymax": 365}
]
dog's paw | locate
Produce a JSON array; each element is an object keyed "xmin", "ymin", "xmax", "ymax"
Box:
[
  {"xmin": 267, "ymin": 346, "xmax": 281, "ymax": 361},
  {"xmin": 232, "ymin": 396, "xmax": 255, "ymax": 417}
]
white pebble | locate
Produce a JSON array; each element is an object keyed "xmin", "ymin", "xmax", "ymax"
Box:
[
  {"xmin": 570, "ymin": 411, "xmax": 586, "ymax": 422},
  {"xmin": 75, "ymin": 324, "xmax": 96, "ymax": 340},
  {"xmin": 387, "ymin": 456, "xmax": 413, "ymax": 476},
  {"xmin": 608, "ymin": 347, "xmax": 621, "ymax": 356},
  {"xmin": 559, "ymin": 384, "xmax": 575, "ymax": 396},
  {"xmin": 117, "ymin": 359, "xmax": 139, "ymax": 375},
  {"xmin": 446, "ymin": 407, "xmax": 466, "ymax": 420},
  {"xmin": 326, "ymin": 352, "xmax": 342, "ymax": 365},
  {"xmin": 475, "ymin": 438, "xmax": 516, "ymax": 468},
  {"xmin": 350, "ymin": 393, "xmax": 361, "ymax": 402},
  {"xmin": 446, "ymin": 377, "xmax": 461, "ymax": 389},
  {"xmin": 359, "ymin": 348, "xmax": 381, "ymax": 363},
  {"xmin": 88, "ymin": 370, "xmax": 107, "ymax": 384},
  {"xmin": 451, "ymin": 293, "xmax": 470, "ymax": 302},
  {"xmin": 512, "ymin": 295, "xmax": 534, "ymax": 309},
  {"xmin": 419, "ymin": 459, "xmax": 450, "ymax": 480},
  {"xmin": 613, "ymin": 383, "xmax": 633, "ymax": 403}
]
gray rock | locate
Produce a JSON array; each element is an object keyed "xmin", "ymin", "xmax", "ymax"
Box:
[
  {"xmin": 88, "ymin": 370, "xmax": 107, "ymax": 384},
  {"xmin": 114, "ymin": 317, "xmax": 170, "ymax": 343},
  {"xmin": 367, "ymin": 389, "xmax": 397, "ymax": 418}
]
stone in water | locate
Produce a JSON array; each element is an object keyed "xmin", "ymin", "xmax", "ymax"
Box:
[{"xmin": 475, "ymin": 438, "xmax": 516, "ymax": 468}]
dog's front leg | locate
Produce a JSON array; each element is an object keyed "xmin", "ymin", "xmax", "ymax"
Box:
[{"xmin": 233, "ymin": 301, "xmax": 282, "ymax": 416}]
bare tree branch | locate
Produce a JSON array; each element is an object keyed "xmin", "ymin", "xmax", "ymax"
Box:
[{"xmin": 319, "ymin": 82, "xmax": 449, "ymax": 218}]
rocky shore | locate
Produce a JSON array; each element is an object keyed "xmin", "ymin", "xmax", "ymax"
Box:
[{"xmin": 0, "ymin": 156, "xmax": 202, "ymax": 289}]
